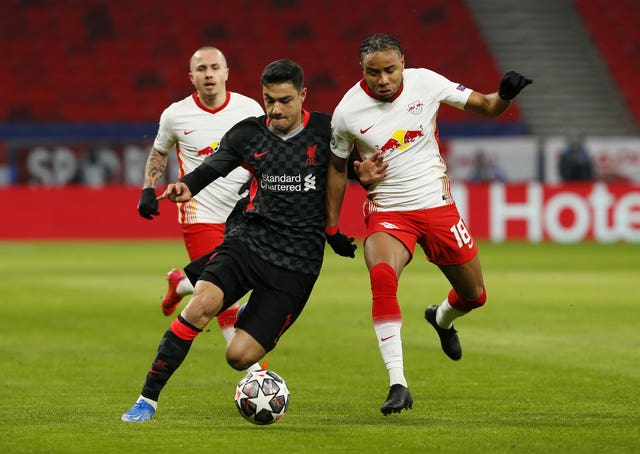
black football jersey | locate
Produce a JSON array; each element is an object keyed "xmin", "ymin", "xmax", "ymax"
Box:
[{"xmin": 202, "ymin": 111, "xmax": 331, "ymax": 274}]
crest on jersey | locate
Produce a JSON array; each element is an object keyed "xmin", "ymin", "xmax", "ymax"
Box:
[
  {"xmin": 306, "ymin": 144, "xmax": 317, "ymax": 166},
  {"xmin": 407, "ymin": 100, "xmax": 424, "ymax": 115}
]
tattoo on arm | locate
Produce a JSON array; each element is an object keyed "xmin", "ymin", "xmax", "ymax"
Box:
[{"xmin": 144, "ymin": 149, "xmax": 169, "ymax": 188}]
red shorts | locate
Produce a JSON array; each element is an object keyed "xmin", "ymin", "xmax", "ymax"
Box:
[
  {"xmin": 364, "ymin": 204, "xmax": 478, "ymax": 266},
  {"xmin": 181, "ymin": 223, "xmax": 226, "ymax": 261}
]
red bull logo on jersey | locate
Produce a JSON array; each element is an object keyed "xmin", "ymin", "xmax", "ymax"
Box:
[
  {"xmin": 376, "ymin": 126, "xmax": 424, "ymax": 154},
  {"xmin": 197, "ymin": 141, "xmax": 220, "ymax": 156}
]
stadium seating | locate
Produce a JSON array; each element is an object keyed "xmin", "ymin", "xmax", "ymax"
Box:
[
  {"xmin": 576, "ymin": 0, "xmax": 640, "ymax": 124},
  {"xmin": 2, "ymin": 0, "xmax": 520, "ymax": 130}
]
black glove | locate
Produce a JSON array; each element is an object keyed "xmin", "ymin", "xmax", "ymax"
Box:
[
  {"xmin": 326, "ymin": 229, "xmax": 356, "ymax": 258},
  {"xmin": 498, "ymin": 71, "xmax": 533, "ymax": 100},
  {"xmin": 137, "ymin": 187, "xmax": 160, "ymax": 219}
]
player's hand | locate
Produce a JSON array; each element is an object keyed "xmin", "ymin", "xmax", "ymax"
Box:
[
  {"xmin": 354, "ymin": 151, "xmax": 388, "ymax": 187},
  {"xmin": 137, "ymin": 188, "xmax": 160, "ymax": 219},
  {"xmin": 498, "ymin": 71, "xmax": 533, "ymax": 100},
  {"xmin": 326, "ymin": 228, "xmax": 356, "ymax": 258},
  {"xmin": 157, "ymin": 182, "xmax": 192, "ymax": 203}
]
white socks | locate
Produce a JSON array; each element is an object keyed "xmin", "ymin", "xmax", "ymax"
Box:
[
  {"xmin": 138, "ymin": 395, "xmax": 158, "ymax": 409},
  {"xmin": 374, "ymin": 321, "xmax": 407, "ymax": 387},
  {"xmin": 436, "ymin": 299, "xmax": 466, "ymax": 329},
  {"xmin": 176, "ymin": 277, "xmax": 194, "ymax": 296},
  {"xmin": 246, "ymin": 362, "xmax": 263, "ymax": 373}
]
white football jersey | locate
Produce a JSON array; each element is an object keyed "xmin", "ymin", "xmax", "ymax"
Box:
[
  {"xmin": 331, "ymin": 68, "xmax": 472, "ymax": 212},
  {"xmin": 154, "ymin": 92, "xmax": 264, "ymax": 223}
]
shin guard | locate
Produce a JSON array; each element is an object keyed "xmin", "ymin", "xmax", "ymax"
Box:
[{"xmin": 370, "ymin": 263, "xmax": 401, "ymax": 323}]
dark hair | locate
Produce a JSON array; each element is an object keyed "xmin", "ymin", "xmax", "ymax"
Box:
[
  {"xmin": 261, "ymin": 59, "xmax": 304, "ymax": 90},
  {"xmin": 358, "ymin": 33, "xmax": 403, "ymax": 61}
]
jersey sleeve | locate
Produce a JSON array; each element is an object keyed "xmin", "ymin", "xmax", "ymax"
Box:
[
  {"xmin": 330, "ymin": 106, "xmax": 354, "ymax": 159},
  {"xmin": 152, "ymin": 107, "xmax": 177, "ymax": 155},
  {"xmin": 202, "ymin": 119, "xmax": 255, "ymax": 176},
  {"xmin": 421, "ymin": 69, "xmax": 473, "ymax": 110}
]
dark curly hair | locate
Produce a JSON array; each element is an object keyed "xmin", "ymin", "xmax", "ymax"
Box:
[{"xmin": 358, "ymin": 34, "xmax": 403, "ymax": 62}]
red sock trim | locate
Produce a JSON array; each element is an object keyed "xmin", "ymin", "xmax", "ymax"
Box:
[
  {"xmin": 217, "ymin": 306, "xmax": 239, "ymax": 329},
  {"xmin": 170, "ymin": 316, "xmax": 201, "ymax": 341},
  {"xmin": 370, "ymin": 263, "xmax": 401, "ymax": 323},
  {"xmin": 448, "ymin": 287, "xmax": 487, "ymax": 312}
]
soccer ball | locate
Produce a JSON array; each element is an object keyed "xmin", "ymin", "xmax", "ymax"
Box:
[{"xmin": 234, "ymin": 369, "xmax": 290, "ymax": 425}]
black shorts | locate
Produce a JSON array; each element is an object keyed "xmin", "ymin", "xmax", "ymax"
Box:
[{"xmin": 189, "ymin": 237, "xmax": 318, "ymax": 353}]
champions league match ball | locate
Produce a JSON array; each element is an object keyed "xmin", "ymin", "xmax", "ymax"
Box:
[{"xmin": 234, "ymin": 369, "xmax": 290, "ymax": 425}]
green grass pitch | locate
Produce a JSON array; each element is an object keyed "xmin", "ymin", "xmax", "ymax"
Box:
[{"xmin": 0, "ymin": 241, "xmax": 638, "ymax": 453}]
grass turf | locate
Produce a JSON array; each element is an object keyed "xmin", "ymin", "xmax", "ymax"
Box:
[{"xmin": 0, "ymin": 241, "xmax": 638, "ymax": 453}]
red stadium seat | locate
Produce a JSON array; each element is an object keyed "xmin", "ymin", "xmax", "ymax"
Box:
[
  {"xmin": 3, "ymin": 0, "xmax": 517, "ymax": 127},
  {"xmin": 576, "ymin": 0, "xmax": 640, "ymax": 124}
]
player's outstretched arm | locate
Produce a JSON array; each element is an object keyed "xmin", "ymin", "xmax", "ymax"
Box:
[
  {"xmin": 157, "ymin": 182, "xmax": 192, "ymax": 203},
  {"xmin": 159, "ymin": 161, "xmax": 222, "ymax": 203},
  {"xmin": 465, "ymin": 71, "xmax": 532, "ymax": 118}
]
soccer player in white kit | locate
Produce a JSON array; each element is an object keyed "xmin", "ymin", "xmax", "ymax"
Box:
[
  {"xmin": 327, "ymin": 34, "xmax": 532, "ymax": 415},
  {"xmin": 137, "ymin": 46, "xmax": 263, "ymax": 343}
]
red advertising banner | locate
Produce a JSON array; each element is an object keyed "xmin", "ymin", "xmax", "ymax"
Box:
[
  {"xmin": 1, "ymin": 183, "xmax": 638, "ymax": 242},
  {"xmin": 0, "ymin": 186, "xmax": 182, "ymax": 239},
  {"xmin": 0, "ymin": 183, "xmax": 369, "ymax": 240},
  {"xmin": 456, "ymin": 182, "xmax": 640, "ymax": 242}
]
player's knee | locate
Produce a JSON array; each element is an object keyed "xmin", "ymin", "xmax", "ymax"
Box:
[
  {"xmin": 370, "ymin": 263, "xmax": 402, "ymax": 321},
  {"xmin": 185, "ymin": 285, "xmax": 223, "ymax": 322},
  {"xmin": 370, "ymin": 263, "xmax": 398, "ymax": 295},
  {"xmin": 182, "ymin": 298, "xmax": 217, "ymax": 326},
  {"xmin": 226, "ymin": 334, "xmax": 264, "ymax": 371},
  {"xmin": 226, "ymin": 354, "xmax": 249, "ymax": 371},
  {"xmin": 226, "ymin": 346, "xmax": 254, "ymax": 371},
  {"xmin": 469, "ymin": 285, "xmax": 487, "ymax": 304}
]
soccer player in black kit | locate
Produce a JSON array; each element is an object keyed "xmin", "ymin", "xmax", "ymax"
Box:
[{"xmin": 121, "ymin": 59, "xmax": 357, "ymax": 422}]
